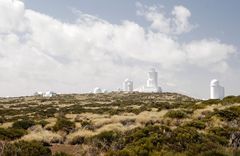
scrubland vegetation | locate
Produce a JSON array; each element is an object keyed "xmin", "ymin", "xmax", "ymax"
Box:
[{"xmin": 0, "ymin": 92, "xmax": 240, "ymax": 155}]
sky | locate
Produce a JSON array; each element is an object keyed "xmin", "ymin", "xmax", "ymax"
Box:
[{"xmin": 0, "ymin": 0, "xmax": 239, "ymax": 99}]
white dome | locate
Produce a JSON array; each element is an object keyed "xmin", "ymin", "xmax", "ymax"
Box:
[
  {"xmin": 210, "ymin": 79, "xmax": 219, "ymax": 86},
  {"xmin": 124, "ymin": 78, "xmax": 129, "ymax": 82},
  {"xmin": 93, "ymin": 87, "xmax": 102, "ymax": 94}
]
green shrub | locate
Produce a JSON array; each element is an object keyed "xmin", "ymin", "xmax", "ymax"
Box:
[
  {"xmin": 53, "ymin": 118, "xmax": 75, "ymax": 133},
  {"xmin": 91, "ymin": 131, "xmax": 120, "ymax": 150},
  {"xmin": 80, "ymin": 120, "xmax": 94, "ymax": 130},
  {"xmin": 165, "ymin": 110, "xmax": 187, "ymax": 119},
  {"xmin": 222, "ymin": 96, "xmax": 240, "ymax": 105},
  {"xmin": 53, "ymin": 152, "xmax": 72, "ymax": 156},
  {"xmin": 0, "ymin": 128, "xmax": 26, "ymax": 140},
  {"xmin": 12, "ymin": 119, "xmax": 35, "ymax": 130},
  {"xmin": 202, "ymin": 99, "xmax": 221, "ymax": 105},
  {"xmin": 199, "ymin": 149, "xmax": 228, "ymax": 156},
  {"xmin": 106, "ymin": 149, "xmax": 135, "ymax": 156},
  {"xmin": 208, "ymin": 126, "xmax": 236, "ymax": 140},
  {"xmin": 0, "ymin": 116, "xmax": 5, "ymax": 124},
  {"xmin": 37, "ymin": 120, "xmax": 49, "ymax": 127},
  {"xmin": 69, "ymin": 135, "xmax": 85, "ymax": 145},
  {"xmin": 206, "ymin": 133, "xmax": 228, "ymax": 146},
  {"xmin": 214, "ymin": 106, "xmax": 240, "ymax": 121},
  {"xmin": 2, "ymin": 140, "xmax": 51, "ymax": 156},
  {"xmin": 185, "ymin": 121, "xmax": 206, "ymax": 129}
]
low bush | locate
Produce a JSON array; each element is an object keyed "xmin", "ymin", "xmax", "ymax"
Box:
[
  {"xmin": 37, "ymin": 120, "xmax": 49, "ymax": 127},
  {"xmin": 69, "ymin": 135, "xmax": 85, "ymax": 145},
  {"xmin": 53, "ymin": 152, "xmax": 72, "ymax": 156},
  {"xmin": 2, "ymin": 140, "xmax": 52, "ymax": 156},
  {"xmin": 53, "ymin": 118, "xmax": 75, "ymax": 133},
  {"xmin": 222, "ymin": 96, "xmax": 240, "ymax": 105},
  {"xmin": 185, "ymin": 121, "xmax": 206, "ymax": 129},
  {"xmin": 91, "ymin": 131, "xmax": 120, "ymax": 150},
  {"xmin": 199, "ymin": 149, "xmax": 228, "ymax": 156},
  {"xmin": 215, "ymin": 106, "xmax": 240, "ymax": 121},
  {"xmin": 80, "ymin": 120, "xmax": 94, "ymax": 130},
  {"xmin": 165, "ymin": 110, "xmax": 187, "ymax": 119},
  {"xmin": 12, "ymin": 119, "xmax": 35, "ymax": 130},
  {"xmin": 0, "ymin": 116, "xmax": 5, "ymax": 124},
  {"xmin": 208, "ymin": 126, "xmax": 237, "ymax": 140},
  {"xmin": 202, "ymin": 99, "xmax": 222, "ymax": 105},
  {"xmin": 0, "ymin": 128, "xmax": 26, "ymax": 140}
]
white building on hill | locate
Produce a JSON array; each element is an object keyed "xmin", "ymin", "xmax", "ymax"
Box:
[
  {"xmin": 210, "ymin": 79, "xmax": 225, "ymax": 99},
  {"xmin": 93, "ymin": 87, "xmax": 102, "ymax": 94},
  {"xmin": 123, "ymin": 79, "xmax": 133, "ymax": 92},
  {"xmin": 43, "ymin": 91, "xmax": 57, "ymax": 97},
  {"xmin": 138, "ymin": 68, "xmax": 162, "ymax": 93}
]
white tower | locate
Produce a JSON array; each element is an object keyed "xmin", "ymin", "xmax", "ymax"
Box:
[
  {"xmin": 123, "ymin": 79, "xmax": 133, "ymax": 92},
  {"xmin": 147, "ymin": 68, "xmax": 158, "ymax": 88},
  {"xmin": 210, "ymin": 79, "xmax": 225, "ymax": 99},
  {"xmin": 138, "ymin": 68, "xmax": 162, "ymax": 93}
]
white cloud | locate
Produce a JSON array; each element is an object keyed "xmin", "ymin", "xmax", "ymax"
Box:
[
  {"xmin": 0, "ymin": 0, "xmax": 238, "ymax": 98},
  {"xmin": 0, "ymin": 0, "xmax": 26, "ymax": 33},
  {"xmin": 172, "ymin": 5, "xmax": 193, "ymax": 34},
  {"xmin": 136, "ymin": 3, "xmax": 194, "ymax": 35},
  {"xmin": 183, "ymin": 39, "xmax": 236, "ymax": 72}
]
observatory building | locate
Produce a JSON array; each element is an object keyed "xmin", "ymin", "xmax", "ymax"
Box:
[
  {"xmin": 93, "ymin": 87, "xmax": 108, "ymax": 94},
  {"xmin": 139, "ymin": 68, "xmax": 162, "ymax": 93},
  {"xmin": 43, "ymin": 91, "xmax": 57, "ymax": 97},
  {"xmin": 93, "ymin": 87, "xmax": 102, "ymax": 94},
  {"xmin": 123, "ymin": 79, "xmax": 133, "ymax": 92},
  {"xmin": 34, "ymin": 91, "xmax": 57, "ymax": 97},
  {"xmin": 210, "ymin": 79, "xmax": 225, "ymax": 99}
]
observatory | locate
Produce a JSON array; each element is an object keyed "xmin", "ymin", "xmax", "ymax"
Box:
[
  {"xmin": 123, "ymin": 79, "xmax": 133, "ymax": 92},
  {"xmin": 210, "ymin": 79, "xmax": 225, "ymax": 99},
  {"xmin": 139, "ymin": 68, "xmax": 162, "ymax": 93},
  {"xmin": 93, "ymin": 87, "xmax": 102, "ymax": 94},
  {"xmin": 43, "ymin": 91, "xmax": 57, "ymax": 97}
]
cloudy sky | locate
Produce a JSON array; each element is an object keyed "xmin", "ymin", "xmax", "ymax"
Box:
[{"xmin": 0, "ymin": 0, "xmax": 239, "ymax": 98}]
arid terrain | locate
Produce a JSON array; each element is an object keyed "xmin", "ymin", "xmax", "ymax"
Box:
[{"xmin": 0, "ymin": 92, "xmax": 240, "ymax": 156}]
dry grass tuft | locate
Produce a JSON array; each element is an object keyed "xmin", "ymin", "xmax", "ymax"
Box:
[{"xmin": 21, "ymin": 125, "xmax": 63, "ymax": 144}]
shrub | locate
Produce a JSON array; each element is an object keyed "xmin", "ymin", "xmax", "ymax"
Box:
[
  {"xmin": 69, "ymin": 136, "xmax": 85, "ymax": 145},
  {"xmin": 53, "ymin": 152, "xmax": 72, "ymax": 156},
  {"xmin": 199, "ymin": 149, "xmax": 228, "ymax": 156},
  {"xmin": 53, "ymin": 118, "xmax": 75, "ymax": 133},
  {"xmin": 0, "ymin": 128, "xmax": 26, "ymax": 140},
  {"xmin": 167, "ymin": 127, "xmax": 204, "ymax": 152},
  {"xmin": 120, "ymin": 119, "xmax": 136, "ymax": 126},
  {"xmin": 80, "ymin": 120, "xmax": 94, "ymax": 130},
  {"xmin": 0, "ymin": 116, "xmax": 4, "ymax": 124},
  {"xmin": 215, "ymin": 106, "xmax": 240, "ymax": 121},
  {"xmin": 2, "ymin": 140, "xmax": 52, "ymax": 156},
  {"xmin": 202, "ymin": 99, "xmax": 221, "ymax": 105},
  {"xmin": 222, "ymin": 96, "xmax": 240, "ymax": 105},
  {"xmin": 106, "ymin": 149, "xmax": 134, "ymax": 156},
  {"xmin": 12, "ymin": 119, "xmax": 35, "ymax": 130},
  {"xmin": 37, "ymin": 120, "xmax": 49, "ymax": 128},
  {"xmin": 165, "ymin": 110, "xmax": 187, "ymax": 119},
  {"xmin": 91, "ymin": 131, "xmax": 120, "ymax": 150},
  {"xmin": 208, "ymin": 126, "xmax": 236, "ymax": 140},
  {"xmin": 185, "ymin": 121, "xmax": 206, "ymax": 129}
]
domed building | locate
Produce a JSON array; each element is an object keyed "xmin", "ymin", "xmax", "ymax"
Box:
[
  {"xmin": 210, "ymin": 79, "xmax": 225, "ymax": 99},
  {"xmin": 123, "ymin": 78, "xmax": 133, "ymax": 92},
  {"xmin": 93, "ymin": 87, "xmax": 102, "ymax": 94},
  {"xmin": 138, "ymin": 68, "xmax": 162, "ymax": 93}
]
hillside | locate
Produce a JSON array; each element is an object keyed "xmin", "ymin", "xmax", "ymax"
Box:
[{"xmin": 0, "ymin": 92, "xmax": 240, "ymax": 156}]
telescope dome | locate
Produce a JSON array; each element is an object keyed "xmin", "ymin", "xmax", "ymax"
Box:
[{"xmin": 210, "ymin": 79, "xmax": 219, "ymax": 86}]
